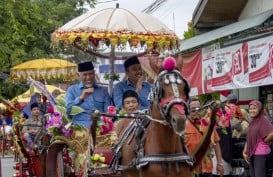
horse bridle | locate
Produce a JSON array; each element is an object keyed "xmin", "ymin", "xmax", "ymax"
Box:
[{"xmin": 152, "ymin": 69, "xmax": 190, "ymax": 124}]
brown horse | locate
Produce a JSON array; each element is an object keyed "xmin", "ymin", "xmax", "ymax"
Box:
[{"xmin": 113, "ymin": 58, "xmax": 218, "ymax": 177}]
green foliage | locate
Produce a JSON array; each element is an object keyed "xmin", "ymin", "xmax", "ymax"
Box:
[
  {"xmin": 70, "ymin": 106, "xmax": 85, "ymax": 116},
  {"xmin": 0, "ymin": 0, "xmax": 96, "ymax": 98},
  {"xmin": 183, "ymin": 21, "xmax": 195, "ymax": 39},
  {"xmin": 55, "ymin": 94, "xmax": 66, "ymax": 107},
  {"xmin": 198, "ymin": 92, "xmax": 220, "ymax": 105},
  {"xmin": 103, "ymin": 72, "xmax": 120, "ymax": 81},
  {"xmin": 0, "ymin": 80, "xmax": 27, "ymax": 99}
]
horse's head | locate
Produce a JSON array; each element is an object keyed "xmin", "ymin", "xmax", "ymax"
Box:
[{"xmin": 149, "ymin": 56, "xmax": 190, "ymax": 136}]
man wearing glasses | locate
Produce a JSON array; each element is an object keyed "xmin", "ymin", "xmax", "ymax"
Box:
[{"xmin": 185, "ymin": 97, "xmax": 224, "ymax": 177}]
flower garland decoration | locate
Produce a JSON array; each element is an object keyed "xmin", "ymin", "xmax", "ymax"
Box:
[
  {"xmin": 99, "ymin": 106, "xmax": 115, "ymax": 135},
  {"xmin": 46, "ymin": 94, "xmax": 90, "ymax": 176},
  {"xmin": 46, "ymin": 111, "xmax": 74, "ymax": 137},
  {"xmin": 202, "ymin": 103, "xmax": 242, "ymax": 134}
]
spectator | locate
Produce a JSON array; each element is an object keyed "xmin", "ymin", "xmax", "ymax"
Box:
[
  {"xmin": 22, "ymin": 102, "xmax": 42, "ymax": 150},
  {"xmin": 113, "ymin": 56, "xmax": 152, "ymax": 110},
  {"xmin": 0, "ymin": 111, "xmax": 12, "ymax": 138},
  {"xmin": 243, "ymin": 100, "xmax": 273, "ymax": 177},
  {"xmin": 231, "ymin": 108, "xmax": 249, "ymax": 138},
  {"xmin": 264, "ymin": 101, "xmax": 273, "ymax": 124},
  {"xmin": 65, "ymin": 61, "xmax": 112, "ymax": 128},
  {"xmin": 185, "ymin": 97, "xmax": 224, "ymax": 177},
  {"xmin": 21, "ymin": 92, "xmax": 42, "ymax": 119},
  {"xmin": 212, "ymin": 93, "xmax": 242, "ymax": 177},
  {"xmin": 52, "ymin": 89, "xmax": 61, "ymax": 98},
  {"xmin": 40, "ymin": 94, "xmax": 50, "ymax": 115}
]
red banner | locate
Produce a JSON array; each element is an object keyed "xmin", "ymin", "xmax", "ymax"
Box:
[{"xmin": 181, "ymin": 49, "xmax": 202, "ymax": 96}]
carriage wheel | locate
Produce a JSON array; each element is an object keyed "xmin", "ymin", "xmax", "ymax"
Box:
[{"xmin": 56, "ymin": 151, "xmax": 64, "ymax": 177}]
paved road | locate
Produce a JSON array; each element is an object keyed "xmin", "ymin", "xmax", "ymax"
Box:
[{"xmin": 0, "ymin": 154, "xmax": 16, "ymax": 177}]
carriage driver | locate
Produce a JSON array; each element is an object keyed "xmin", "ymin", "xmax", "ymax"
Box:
[
  {"xmin": 65, "ymin": 61, "xmax": 112, "ymax": 128},
  {"xmin": 22, "ymin": 102, "xmax": 42, "ymax": 150}
]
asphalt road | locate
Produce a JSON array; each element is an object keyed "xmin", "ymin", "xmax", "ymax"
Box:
[{"xmin": 0, "ymin": 154, "xmax": 16, "ymax": 177}]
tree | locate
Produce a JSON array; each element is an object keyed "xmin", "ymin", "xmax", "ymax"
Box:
[
  {"xmin": 0, "ymin": 0, "xmax": 96, "ymax": 99},
  {"xmin": 183, "ymin": 21, "xmax": 195, "ymax": 39}
]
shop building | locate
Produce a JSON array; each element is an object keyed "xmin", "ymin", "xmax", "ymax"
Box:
[{"xmin": 179, "ymin": 0, "xmax": 273, "ymax": 110}]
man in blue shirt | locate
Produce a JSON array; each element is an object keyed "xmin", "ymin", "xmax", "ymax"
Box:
[
  {"xmin": 65, "ymin": 61, "xmax": 112, "ymax": 128},
  {"xmin": 113, "ymin": 56, "xmax": 152, "ymax": 110}
]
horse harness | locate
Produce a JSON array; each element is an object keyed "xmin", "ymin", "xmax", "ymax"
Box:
[
  {"xmin": 152, "ymin": 69, "xmax": 190, "ymax": 124},
  {"xmin": 110, "ymin": 69, "xmax": 193, "ymax": 173},
  {"xmin": 110, "ymin": 114, "xmax": 194, "ymax": 172}
]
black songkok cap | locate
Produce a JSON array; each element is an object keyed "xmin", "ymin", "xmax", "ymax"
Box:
[
  {"xmin": 31, "ymin": 102, "xmax": 39, "ymax": 110},
  {"xmin": 78, "ymin": 61, "xmax": 94, "ymax": 72},
  {"xmin": 124, "ymin": 56, "xmax": 140, "ymax": 70}
]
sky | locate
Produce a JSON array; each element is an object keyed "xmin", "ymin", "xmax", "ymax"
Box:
[{"xmin": 94, "ymin": 0, "xmax": 199, "ymax": 39}]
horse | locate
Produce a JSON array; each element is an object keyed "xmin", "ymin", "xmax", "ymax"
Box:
[{"xmin": 113, "ymin": 57, "xmax": 219, "ymax": 177}]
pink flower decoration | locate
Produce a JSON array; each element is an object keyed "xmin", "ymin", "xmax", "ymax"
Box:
[
  {"xmin": 107, "ymin": 106, "xmax": 116, "ymax": 115},
  {"xmin": 216, "ymin": 110, "xmax": 223, "ymax": 117},
  {"xmin": 163, "ymin": 57, "xmax": 176, "ymax": 71},
  {"xmin": 200, "ymin": 118, "xmax": 209, "ymax": 126},
  {"xmin": 47, "ymin": 112, "xmax": 62, "ymax": 128},
  {"xmin": 100, "ymin": 116, "xmax": 114, "ymax": 135}
]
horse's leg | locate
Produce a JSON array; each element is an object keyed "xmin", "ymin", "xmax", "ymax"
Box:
[{"xmin": 115, "ymin": 119, "xmax": 139, "ymax": 177}]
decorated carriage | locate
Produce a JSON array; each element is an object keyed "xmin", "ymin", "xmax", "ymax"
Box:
[{"xmin": 12, "ymin": 57, "xmax": 221, "ymax": 177}]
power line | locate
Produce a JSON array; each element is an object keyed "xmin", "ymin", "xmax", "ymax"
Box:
[{"xmin": 142, "ymin": 0, "xmax": 167, "ymax": 14}]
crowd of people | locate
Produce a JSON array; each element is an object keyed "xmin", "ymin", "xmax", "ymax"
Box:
[
  {"xmin": 63, "ymin": 56, "xmax": 273, "ymax": 177},
  {"xmin": 2, "ymin": 55, "xmax": 273, "ymax": 177}
]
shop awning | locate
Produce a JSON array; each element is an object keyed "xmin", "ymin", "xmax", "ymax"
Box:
[{"xmin": 180, "ymin": 9, "xmax": 273, "ymax": 52}]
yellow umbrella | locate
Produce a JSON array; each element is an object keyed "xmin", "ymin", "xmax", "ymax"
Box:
[
  {"xmin": 12, "ymin": 85, "xmax": 66, "ymax": 103},
  {"xmin": 10, "ymin": 58, "xmax": 78, "ymax": 82}
]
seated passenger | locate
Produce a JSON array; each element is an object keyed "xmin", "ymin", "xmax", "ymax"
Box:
[
  {"xmin": 122, "ymin": 90, "xmax": 140, "ymax": 114},
  {"xmin": 113, "ymin": 56, "xmax": 152, "ymax": 111},
  {"xmin": 115, "ymin": 90, "xmax": 140, "ymax": 138},
  {"xmin": 22, "ymin": 102, "xmax": 42, "ymax": 150},
  {"xmin": 20, "ymin": 93, "xmax": 43, "ymax": 119}
]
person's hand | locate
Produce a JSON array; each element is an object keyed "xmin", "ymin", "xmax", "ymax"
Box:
[
  {"xmin": 243, "ymin": 152, "xmax": 249, "ymax": 163},
  {"xmin": 80, "ymin": 87, "xmax": 94, "ymax": 100},
  {"xmin": 216, "ymin": 163, "xmax": 224, "ymax": 177},
  {"xmin": 135, "ymin": 74, "xmax": 145, "ymax": 93}
]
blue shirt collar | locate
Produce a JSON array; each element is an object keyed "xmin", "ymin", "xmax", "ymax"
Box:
[{"xmin": 78, "ymin": 81, "xmax": 98, "ymax": 89}]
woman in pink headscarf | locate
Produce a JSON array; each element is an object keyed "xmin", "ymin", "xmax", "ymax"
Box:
[{"xmin": 242, "ymin": 100, "xmax": 273, "ymax": 177}]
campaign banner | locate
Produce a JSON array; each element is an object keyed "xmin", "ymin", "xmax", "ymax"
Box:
[
  {"xmin": 202, "ymin": 44, "xmax": 217, "ymax": 93},
  {"xmin": 210, "ymin": 44, "xmax": 241, "ymax": 90},
  {"xmin": 248, "ymin": 36, "xmax": 273, "ymax": 85},
  {"xmin": 202, "ymin": 34, "xmax": 273, "ymax": 92}
]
